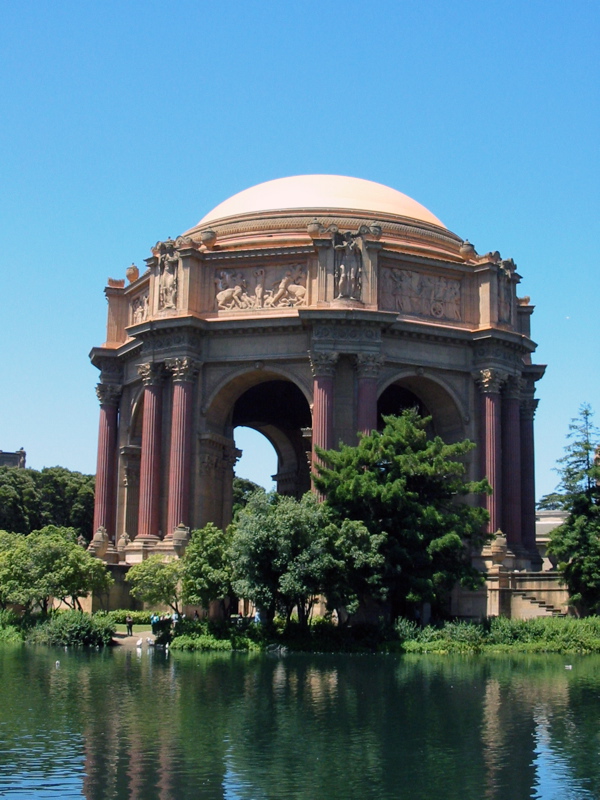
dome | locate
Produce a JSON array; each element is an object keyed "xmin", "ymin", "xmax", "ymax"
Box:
[{"xmin": 197, "ymin": 175, "xmax": 445, "ymax": 229}]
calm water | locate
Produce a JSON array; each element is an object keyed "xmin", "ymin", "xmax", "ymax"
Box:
[{"xmin": 0, "ymin": 646, "xmax": 599, "ymax": 799}]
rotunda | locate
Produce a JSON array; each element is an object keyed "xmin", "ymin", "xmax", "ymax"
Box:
[{"xmin": 90, "ymin": 175, "xmax": 545, "ymax": 604}]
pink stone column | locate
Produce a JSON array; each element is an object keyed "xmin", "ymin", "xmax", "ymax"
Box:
[
  {"xmin": 137, "ymin": 363, "xmax": 164, "ymax": 539},
  {"xmin": 93, "ymin": 383, "xmax": 121, "ymax": 540},
  {"xmin": 356, "ymin": 353, "xmax": 384, "ymax": 435},
  {"xmin": 309, "ymin": 351, "xmax": 338, "ymax": 469},
  {"xmin": 476, "ymin": 369, "xmax": 507, "ymax": 534},
  {"xmin": 165, "ymin": 358, "xmax": 198, "ymax": 537},
  {"xmin": 520, "ymin": 397, "xmax": 540, "ymax": 561},
  {"xmin": 501, "ymin": 377, "xmax": 523, "ymax": 552}
]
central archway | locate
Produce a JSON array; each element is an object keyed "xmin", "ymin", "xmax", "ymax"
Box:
[{"xmin": 231, "ymin": 380, "xmax": 312, "ymax": 497}]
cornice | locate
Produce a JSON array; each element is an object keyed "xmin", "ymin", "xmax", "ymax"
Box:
[{"xmin": 203, "ymin": 245, "xmax": 315, "ymax": 262}]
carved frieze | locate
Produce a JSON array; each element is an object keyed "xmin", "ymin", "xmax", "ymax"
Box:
[
  {"xmin": 313, "ymin": 325, "xmax": 381, "ymax": 343},
  {"xmin": 131, "ymin": 292, "xmax": 149, "ymax": 325},
  {"xmin": 141, "ymin": 330, "xmax": 203, "ymax": 353},
  {"xmin": 380, "ymin": 267, "xmax": 461, "ymax": 322},
  {"xmin": 214, "ymin": 264, "xmax": 307, "ymax": 311},
  {"xmin": 198, "ymin": 435, "xmax": 240, "ymax": 475}
]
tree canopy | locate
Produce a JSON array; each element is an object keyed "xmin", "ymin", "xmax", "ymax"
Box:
[
  {"xmin": 229, "ymin": 491, "xmax": 335, "ymax": 625},
  {"xmin": 182, "ymin": 523, "xmax": 233, "ymax": 611},
  {"xmin": 0, "ymin": 526, "xmax": 112, "ymax": 612},
  {"xmin": 126, "ymin": 555, "xmax": 185, "ymax": 614},
  {"xmin": 0, "ymin": 466, "xmax": 94, "ymax": 538},
  {"xmin": 548, "ymin": 404, "xmax": 600, "ymax": 614},
  {"xmin": 313, "ymin": 410, "xmax": 490, "ymax": 619}
]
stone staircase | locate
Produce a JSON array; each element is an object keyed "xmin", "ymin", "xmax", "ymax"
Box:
[{"xmin": 511, "ymin": 590, "xmax": 567, "ymax": 618}]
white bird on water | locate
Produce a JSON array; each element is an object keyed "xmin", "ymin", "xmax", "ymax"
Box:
[
  {"xmin": 147, "ymin": 638, "xmax": 155, "ymax": 647},
  {"xmin": 136, "ymin": 638, "xmax": 143, "ymax": 648}
]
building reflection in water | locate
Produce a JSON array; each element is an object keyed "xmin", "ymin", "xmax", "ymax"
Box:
[{"xmin": 3, "ymin": 647, "xmax": 600, "ymax": 800}]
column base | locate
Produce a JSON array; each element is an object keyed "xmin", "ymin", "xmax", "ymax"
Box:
[{"xmin": 124, "ymin": 535, "xmax": 160, "ymax": 564}]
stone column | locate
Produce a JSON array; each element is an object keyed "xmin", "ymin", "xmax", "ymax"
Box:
[
  {"xmin": 165, "ymin": 358, "xmax": 199, "ymax": 537},
  {"xmin": 309, "ymin": 351, "xmax": 339, "ymax": 467},
  {"xmin": 356, "ymin": 353, "xmax": 384, "ymax": 435},
  {"xmin": 475, "ymin": 368, "xmax": 507, "ymax": 534},
  {"xmin": 520, "ymin": 397, "xmax": 540, "ymax": 564},
  {"xmin": 501, "ymin": 376, "xmax": 523, "ymax": 553},
  {"xmin": 93, "ymin": 383, "xmax": 121, "ymax": 541},
  {"xmin": 137, "ymin": 363, "xmax": 164, "ymax": 540}
]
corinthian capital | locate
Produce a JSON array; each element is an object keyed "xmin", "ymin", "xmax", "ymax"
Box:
[
  {"xmin": 309, "ymin": 351, "xmax": 339, "ymax": 378},
  {"xmin": 504, "ymin": 375, "xmax": 524, "ymax": 400},
  {"xmin": 166, "ymin": 357, "xmax": 201, "ymax": 383},
  {"xmin": 138, "ymin": 362, "xmax": 165, "ymax": 386},
  {"xmin": 96, "ymin": 383, "xmax": 122, "ymax": 406},
  {"xmin": 355, "ymin": 353, "xmax": 385, "ymax": 379},
  {"xmin": 474, "ymin": 368, "xmax": 508, "ymax": 394},
  {"xmin": 520, "ymin": 397, "xmax": 539, "ymax": 421}
]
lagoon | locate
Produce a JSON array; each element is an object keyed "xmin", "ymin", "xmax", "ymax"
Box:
[{"xmin": 0, "ymin": 646, "xmax": 598, "ymax": 799}]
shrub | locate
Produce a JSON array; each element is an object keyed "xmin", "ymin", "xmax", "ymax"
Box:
[
  {"xmin": 170, "ymin": 634, "xmax": 233, "ymax": 652},
  {"xmin": 28, "ymin": 610, "xmax": 115, "ymax": 647},
  {"xmin": 0, "ymin": 625, "xmax": 23, "ymax": 644},
  {"xmin": 394, "ymin": 617, "xmax": 419, "ymax": 643}
]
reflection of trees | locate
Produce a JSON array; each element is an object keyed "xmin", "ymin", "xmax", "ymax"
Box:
[{"xmin": 2, "ymin": 648, "xmax": 600, "ymax": 798}]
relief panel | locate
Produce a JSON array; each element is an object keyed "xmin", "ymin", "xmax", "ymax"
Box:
[
  {"xmin": 214, "ymin": 265, "xmax": 307, "ymax": 311},
  {"xmin": 380, "ymin": 266, "xmax": 461, "ymax": 322},
  {"xmin": 130, "ymin": 291, "xmax": 149, "ymax": 325}
]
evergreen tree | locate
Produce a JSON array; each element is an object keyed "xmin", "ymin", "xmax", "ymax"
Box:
[
  {"xmin": 548, "ymin": 404, "xmax": 600, "ymax": 614},
  {"xmin": 313, "ymin": 410, "xmax": 490, "ymax": 620}
]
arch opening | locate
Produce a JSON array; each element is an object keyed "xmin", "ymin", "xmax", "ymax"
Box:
[{"xmin": 230, "ymin": 380, "xmax": 312, "ymax": 499}]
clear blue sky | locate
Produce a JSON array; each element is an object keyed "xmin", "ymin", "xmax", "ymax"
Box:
[{"xmin": 1, "ymin": 0, "xmax": 598, "ymax": 499}]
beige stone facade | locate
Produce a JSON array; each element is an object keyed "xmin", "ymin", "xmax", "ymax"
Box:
[{"xmin": 91, "ymin": 175, "xmax": 551, "ymax": 615}]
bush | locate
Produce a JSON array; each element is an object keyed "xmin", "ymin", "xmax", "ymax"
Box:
[
  {"xmin": 170, "ymin": 634, "xmax": 233, "ymax": 652},
  {"xmin": 0, "ymin": 625, "xmax": 23, "ymax": 644},
  {"xmin": 28, "ymin": 610, "xmax": 115, "ymax": 647},
  {"xmin": 394, "ymin": 617, "xmax": 419, "ymax": 643}
]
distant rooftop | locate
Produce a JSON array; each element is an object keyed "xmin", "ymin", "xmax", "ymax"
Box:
[{"xmin": 0, "ymin": 449, "xmax": 26, "ymax": 469}]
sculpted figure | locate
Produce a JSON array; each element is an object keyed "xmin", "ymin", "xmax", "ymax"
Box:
[
  {"xmin": 157, "ymin": 241, "xmax": 178, "ymax": 310},
  {"xmin": 215, "ymin": 270, "xmax": 247, "ymax": 309},
  {"xmin": 334, "ymin": 233, "xmax": 362, "ymax": 299},
  {"xmin": 132, "ymin": 293, "xmax": 149, "ymax": 324},
  {"xmin": 254, "ymin": 269, "xmax": 266, "ymax": 308}
]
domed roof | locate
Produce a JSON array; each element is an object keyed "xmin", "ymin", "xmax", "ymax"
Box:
[{"xmin": 197, "ymin": 175, "xmax": 445, "ymax": 229}]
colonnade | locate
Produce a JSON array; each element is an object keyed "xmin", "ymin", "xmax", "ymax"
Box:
[{"xmin": 93, "ymin": 358, "xmax": 540, "ymax": 562}]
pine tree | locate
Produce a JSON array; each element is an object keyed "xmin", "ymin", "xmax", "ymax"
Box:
[{"xmin": 547, "ymin": 404, "xmax": 600, "ymax": 614}]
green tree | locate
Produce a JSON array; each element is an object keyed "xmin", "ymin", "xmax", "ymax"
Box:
[
  {"xmin": 232, "ymin": 476, "xmax": 264, "ymax": 519},
  {"xmin": 0, "ymin": 526, "xmax": 112, "ymax": 612},
  {"xmin": 0, "ymin": 468, "xmax": 41, "ymax": 534},
  {"xmin": 0, "ymin": 466, "xmax": 95, "ymax": 537},
  {"xmin": 548, "ymin": 404, "xmax": 600, "ymax": 614},
  {"xmin": 0, "ymin": 531, "xmax": 29, "ymax": 609},
  {"xmin": 36, "ymin": 467, "xmax": 95, "ymax": 536},
  {"xmin": 313, "ymin": 410, "xmax": 490, "ymax": 620},
  {"xmin": 182, "ymin": 523, "xmax": 233, "ymax": 611},
  {"xmin": 126, "ymin": 554, "xmax": 185, "ymax": 614},
  {"xmin": 230, "ymin": 492, "xmax": 336, "ymax": 626}
]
